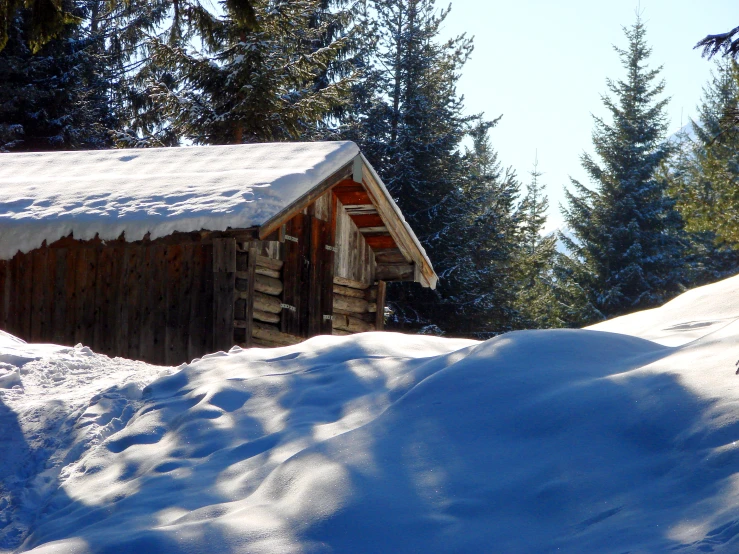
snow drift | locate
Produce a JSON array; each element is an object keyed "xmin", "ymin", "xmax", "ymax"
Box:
[{"xmin": 3, "ymin": 275, "xmax": 739, "ymax": 553}]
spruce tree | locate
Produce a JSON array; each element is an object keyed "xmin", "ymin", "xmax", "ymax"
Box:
[
  {"xmin": 670, "ymin": 60, "xmax": 739, "ymax": 245},
  {"xmin": 352, "ymin": 0, "xmax": 480, "ymax": 334},
  {"xmin": 118, "ymin": 0, "xmax": 356, "ymax": 145},
  {"xmin": 0, "ymin": 2, "xmax": 113, "ymax": 151},
  {"xmin": 560, "ymin": 15, "xmax": 685, "ymax": 322},
  {"xmin": 664, "ymin": 60, "xmax": 739, "ymax": 282},
  {"xmin": 515, "ymin": 156, "xmax": 561, "ymax": 329},
  {"xmin": 437, "ymin": 117, "xmax": 523, "ymax": 337}
]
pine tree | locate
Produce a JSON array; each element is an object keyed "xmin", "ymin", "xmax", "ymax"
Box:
[
  {"xmin": 664, "ymin": 60, "xmax": 739, "ymax": 282},
  {"xmin": 436, "ymin": 117, "xmax": 524, "ymax": 337},
  {"xmin": 0, "ymin": 2, "xmax": 114, "ymax": 152},
  {"xmin": 560, "ymin": 15, "xmax": 685, "ymax": 322},
  {"xmin": 670, "ymin": 60, "xmax": 739, "ymax": 245},
  {"xmin": 351, "ymin": 0, "xmax": 480, "ymax": 334},
  {"xmin": 515, "ymin": 156, "xmax": 561, "ymax": 329},
  {"xmin": 117, "ymin": 0, "xmax": 356, "ymax": 145}
]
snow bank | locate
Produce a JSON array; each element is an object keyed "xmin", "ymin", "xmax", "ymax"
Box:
[
  {"xmin": 0, "ymin": 142, "xmax": 359, "ymax": 260},
  {"xmin": 588, "ymin": 273, "xmax": 739, "ymax": 346},
  {"xmin": 3, "ymin": 274, "xmax": 739, "ymax": 553}
]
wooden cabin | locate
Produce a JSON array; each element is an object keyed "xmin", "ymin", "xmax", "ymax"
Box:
[{"xmin": 0, "ymin": 142, "xmax": 436, "ymax": 365}]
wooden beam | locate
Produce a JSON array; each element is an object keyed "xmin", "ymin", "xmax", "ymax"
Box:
[
  {"xmin": 376, "ymin": 280, "xmax": 387, "ymax": 330},
  {"xmin": 376, "ymin": 264, "xmax": 414, "ymax": 281},
  {"xmin": 333, "ymin": 275, "xmax": 369, "ymax": 290},
  {"xmin": 243, "ymin": 242, "xmax": 258, "ymax": 347},
  {"xmin": 252, "ymin": 321, "xmax": 302, "ymax": 346},
  {"xmin": 333, "ymin": 284, "xmax": 366, "ymax": 298},
  {"xmin": 332, "ymin": 313, "xmax": 374, "ymax": 333},
  {"xmin": 258, "ymin": 164, "xmax": 354, "ymax": 239},
  {"xmin": 212, "ymin": 237, "xmax": 236, "ymax": 353},
  {"xmin": 365, "ymin": 235, "xmax": 397, "ymax": 250},
  {"xmin": 374, "ymin": 249, "xmax": 407, "ymax": 264},
  {"xmin": 359, "ymin": 155, "xmax": 437, "ymax": 289},
  {"xmin": 349, "ymin": 213, "xmax": 384, "ymax": 228},
  {"xmin": 334, "ymin": 190, "xmax": 372, "ymax": 206}
]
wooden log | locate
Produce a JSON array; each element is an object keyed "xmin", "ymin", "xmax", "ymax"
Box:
[
  {"xmin": 365, "ymin": 287, "xmax": 378, "ymax": 301},
  {"xmin": 256, "ymin": 254, "xmax": 283, "ymax": 271},
  {"xmin": 236, "ymin": 267, "xmax": 281, "ymax": 280},
  {"xmin": 367, "ymin": 303, "xmax": 377, "ymax": 313},
  {"xmin": 256, "ymin": 267, "xmax": 280, "ymax": 279},
  {"xmin": 332, "ymin": 313, "xmax": 374, "ymax": 333},
  {"xmin": 254, "ymin": 273, "xmax": 283, "ymax": 296},
  {"xmin": 333, "ymin": 275, "xmax": 369, "ymax": 290},
  {"xmin": 250, "ymin": 337, "xmax": 285, "ymax": 348},
  {"xmin": 253, "ymin": 309, "xmax": 280, "ymax": 324},
  {"xmin": 333, "ymin": 308, "xmax": 375, "ymax": 323},
  {"xmin": 333, "ymin": 293, "xmax": 369, "ymax": 313},
  {"xmin": 333, "ymin": 284, "xmax": 366, "ymax": 298},
  {"xmin": 246, "ymin": 291, "xmax": 282, "ymax": 314},
  {"xmin": 376, "ymin": 280, "xmax": 387, "ymax": 330},
  {"xmin": 365, "ymin": 235, "xmax": 396, "ymax": 250},
  {"xmin": 332, "ymin": 329, "xmax": 352, "ymax": 336},
  {"xmin": 234, "ymin": 310, "xmax": 280, "ymax": 325},
  {"xmin": 252, "ymin": 321, "xmax": 302, "ymax": 346},
  {"xmin": 243, "ymin": 242, "xmax": 258, "ymax": 347}
]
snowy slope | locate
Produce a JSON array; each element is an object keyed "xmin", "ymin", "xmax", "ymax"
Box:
[{"xmin": 3, "ymin": 275, "xmax": 739, "ymax": 552}]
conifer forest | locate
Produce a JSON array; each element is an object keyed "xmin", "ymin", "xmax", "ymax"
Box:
[{"xmin": 2, "ymin": 0, "xmax": 738, "ymax": 339}]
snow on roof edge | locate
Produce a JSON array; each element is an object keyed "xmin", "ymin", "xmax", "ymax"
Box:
[{"xmin": 0, "ymin": 142, "xmax": 359, "ymax": 260}]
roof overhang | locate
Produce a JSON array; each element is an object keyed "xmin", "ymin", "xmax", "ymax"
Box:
[{"xmin": 259, "ymin": 154, "xmax": 437, "ymax": 289}]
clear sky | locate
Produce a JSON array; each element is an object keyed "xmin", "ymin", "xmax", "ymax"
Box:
[{"xmin": 441, "ymin": 0, "xmax": 737, "ymax": 231}]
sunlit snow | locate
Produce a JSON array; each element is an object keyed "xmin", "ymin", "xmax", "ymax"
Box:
[{"xmin": 3, "ymin": 275, "xmax": 739, "ymax": 552}]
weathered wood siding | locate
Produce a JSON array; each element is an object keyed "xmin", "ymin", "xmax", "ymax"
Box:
[
  {"xmin": 0, "ymin": 188, "xmax": 391, "ymax": 358},
  {"xmin": 334, "ymin": 198, "xmax": 376, "ymax": 286},
  {"xmin": 0, "ymin": 236, "xmax": 215, "ymax": 365}
]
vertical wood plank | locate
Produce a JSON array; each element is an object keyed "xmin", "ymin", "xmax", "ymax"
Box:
[
  {"xmin": 168, "ymin": 243, "xmax": 191, "ymax": 364},
  {"xmin": 203, "ymin": 244, "xmax": 214, "ymax": 355},
  {"xmin": 244, "ymin": 242, "xmax": 258, "ymax": 347},
  {"xmin": 188, "ymin": 243, "xmax": 206, "ymax": 361},
  {"xmin": 50, "ymin": 249, "xmax": 65, "ymax": 344},
  {"xmin": 30, "ymin": 247, "xmax": 47, "ymax": 342},
  {"xmin": 212, "ymin": 238, "xmax": 236, "ymax": 353},
  {"xmin": 115, "ymin": 245, "xmax": 131, "ymax": 357},
  {"xmin": 308, "ymin": 218, "xmax": 322, "ymax": 336},
  {"xmin": 0, "ymin": 259, "xmax": 6, "ymax": 331},
  {"xmin": 165, "ymin": 244, "xmax": 182, "ymax": 365},
  {"xmin": 42, "ymin": 248, "xmax": 56, "ymax": 342},
  {"xmin": 6, "ymin": 255, "xmax": 18, "ymax": 336},
  {"xmin": 73, "ymin": 248, "xmax": 88, "ymax": 346},
  {"xmin": 17, "ymin": 252, "xmax": 32, "ymax": 341},
  {"xmin": 94, "ymin": 245, "xmax": 118, "ymax": 355},
  {"xmin": 138, "ymin": 245, "xmax": 156, "ymax": 362},
  {"xmin": 281, "ymin": 215, "xmax": 303, "ymax": 336},
  {"xmin": 61, "ymin": 248, "xmax": 76, "ymax": 346},
  {"xmin": 125, "ymin": 246, "xmax": 143, "ymax": 359},
  {"xmin": 375, "ymin": 280, "xmax": 387, "ymax": 330},
  {"xmin": 321, "ymin": 195, "xmax": 338, "ymax": 334},
  {"xmin": 151, "ymin": 244, "xmax": 168, "ymax": 364}
]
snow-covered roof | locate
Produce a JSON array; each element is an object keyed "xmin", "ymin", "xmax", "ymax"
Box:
[{"xmin": 0, "ymin": 141, "xmax": 359, "ymax": 260}]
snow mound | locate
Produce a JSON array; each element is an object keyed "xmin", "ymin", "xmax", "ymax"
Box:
[
  {"xmin": 4, "ymin": 273, "xmax": 739, "ymax": 553},
  {"xmin": 588, "ymin": 272, "xmax": 739, "ymax": 346}
]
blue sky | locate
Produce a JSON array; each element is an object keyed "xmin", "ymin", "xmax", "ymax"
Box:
[{"xmin": 442, "ymin": 0, "xmax": 736, "ymax": 231}]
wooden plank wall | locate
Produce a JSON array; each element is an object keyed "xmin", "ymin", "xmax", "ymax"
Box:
[
  {"xmin": 334, "ymin": 198, "xmax": 376, "ymax": 286},
  {"xmin": 0, "ymin": 237, "xmax": 214, "ymax": 366}
]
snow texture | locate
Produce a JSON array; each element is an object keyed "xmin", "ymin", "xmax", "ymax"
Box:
[
  {"xmin": 4, "ymin": 274, "xmax": 739, "ymax": 552},
  {"xmin": 0, "ymin": 142, "xmax": 359, "ymax": 260}
]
